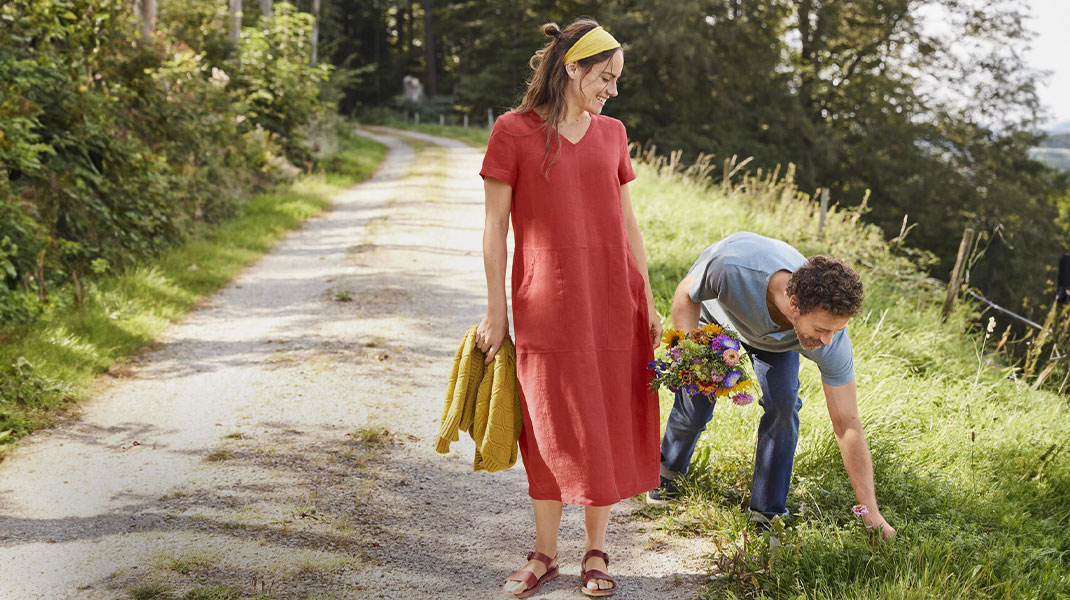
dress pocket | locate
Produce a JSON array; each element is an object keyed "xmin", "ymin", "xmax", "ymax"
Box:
[{"xmin": 512, "ymin": 250, "xmax": 570, "ymax": 353}]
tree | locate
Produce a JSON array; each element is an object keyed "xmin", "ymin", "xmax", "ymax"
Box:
[
  {"xmin": 422, "ymin": 0, "xmax": 436, "ymax": 97},
  {"xmin": 137, "ymin": 0, "xmax": 157, "ymax": 35},
  {"xmin": 230, "ymin": 0, "xmax": 242, "ymax": 42}
]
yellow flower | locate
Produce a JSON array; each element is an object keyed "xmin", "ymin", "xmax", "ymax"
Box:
[
  {"xmin": 662, "ymin": 328, "xmax": 685, "ymax": 348},
  {"xmin": 702, "ymin": 323, "xmax": 723, "ymax": 336}
]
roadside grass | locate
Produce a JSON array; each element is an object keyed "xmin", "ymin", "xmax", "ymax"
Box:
[
  {"xmin": 416, "ymin": 122, "xmax": 1069, "ymax": 599},
  {"xmin": 0, "ymin": 131, "xmax": 385, "ymax": 452}
]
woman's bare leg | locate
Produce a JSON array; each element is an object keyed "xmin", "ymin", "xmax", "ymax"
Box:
[
  {"xmin": 583, "ymin": 504, "xmax": 614, "ymax": 591},
  {"xmin": 503, "ymin": 499, "xmax": 562, "ymax": 596}
]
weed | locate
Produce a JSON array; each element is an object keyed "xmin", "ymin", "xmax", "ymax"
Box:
[
  {"xmin": 205, "ymin": 449, "xmax": 235, "ymax": 462},
  {"xmin": 129, "ymin": 584, "xmax": 174, "ymax": 600},
  {"xmin": 153, "ymin": 549, "xmax": 221, "ymax": 575}
]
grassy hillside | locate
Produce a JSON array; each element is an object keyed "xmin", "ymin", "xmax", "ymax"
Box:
[
  {"xmin": 0, "ymin": 131, "xmax": 385, "ymax": 452},
  {"xmin": 413, "ymin": 123, "xmax": 1067, "ymax": 599},
  {"xmin": 630, "ymin": 157, "xmax": 1068, "ymax": 599}
]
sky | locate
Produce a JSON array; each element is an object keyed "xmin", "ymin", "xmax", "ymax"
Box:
[{"xmin": 1026, "ymin": 0, "xmax": 1070, "ymax": 128}]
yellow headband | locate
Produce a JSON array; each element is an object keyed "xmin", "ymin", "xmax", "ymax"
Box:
[{"xmin": 562, "ymin": 26, "xmax": 620, "ymax": 64}]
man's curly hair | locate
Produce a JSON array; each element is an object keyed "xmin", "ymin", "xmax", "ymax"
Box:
[{"xmin": 786, "ymin": 256, "xmax": 864, "ymax": 316}]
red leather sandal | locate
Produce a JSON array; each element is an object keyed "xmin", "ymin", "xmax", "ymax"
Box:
[
  {"xmin": 580, "ymin": 549, "xmax": 617, "ymax": 597},
  {"xmin": 502, "ymin": 551, "xmax": 559, "ymax": 598}
]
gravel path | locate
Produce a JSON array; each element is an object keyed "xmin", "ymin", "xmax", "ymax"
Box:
[{"xmin": 0, "ymin": 128, "xmax": 709, "ymax": 600}]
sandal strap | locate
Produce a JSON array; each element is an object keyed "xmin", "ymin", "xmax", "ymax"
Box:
[
  {"xmin": 583, "ymin": 569, "xmax": 617, "ymax": 587},
  {"xmin": 526, "ymin": 550, "xmax": 555, "ymax": 568},
  {"xmin": 504, "ymin": 570, "xmax": 538, "ymax": 588},
  {"xmin": 582, "ymin": 549, "xmax": 610, "ymax": 567}
]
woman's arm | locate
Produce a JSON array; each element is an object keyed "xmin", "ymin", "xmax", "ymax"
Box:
[
  {"xmin": 620, "ymin": 183, "xmax": 662, "ymax": 347},
  {"xmin": 476, "ymin": 177, "xmax": 513, "ymax": 363}
]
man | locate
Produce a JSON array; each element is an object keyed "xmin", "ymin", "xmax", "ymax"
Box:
[{"xmin": 648, "ymin": 232, "xmax": 895, "ymax": 540}]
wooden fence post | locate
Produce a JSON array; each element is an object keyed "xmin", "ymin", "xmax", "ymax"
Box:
[
  {"xmin": 463, "ymin": 114, "xmax": 469, "ymax": 128},
  {"xmin": 487, "ymin": 108, "xmax": 494, "ymax": 128},
  {"xmin": 942, "ymin": 227, "xmax": 977, "ymax": 319},
  {"xmin": 439, "ymin": 114, "xmax": 445, "ymax": 126}
]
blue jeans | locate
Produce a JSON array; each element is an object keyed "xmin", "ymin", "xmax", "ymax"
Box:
[{"xmin": 659, "ymin": 345, "xmax": 802, "ymax": 518}]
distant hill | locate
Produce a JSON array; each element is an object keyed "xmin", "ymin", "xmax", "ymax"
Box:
[
  {"xmin": 1038, "ymin": 133, "xmax": 1070, "ymax": 149},
  {"xmin": 1031, "ymin": 131, "xmax": 1070, "ymax": 170},
  {"xmin": 1048, "ymin": 120, "xmax": 1070, "ymax": 135},
  {"xmin": 1030, "ymin": 147, "xmax": 1070, "ymax": 171}
]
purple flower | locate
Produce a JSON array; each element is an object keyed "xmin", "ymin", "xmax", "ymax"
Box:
[
  {"xmin": 852, "ymin": 504, "xmax": 869, "ymax": 517},
  {"xmin": 691, "ymin": 357, "xmax": 703, "ymax": 365},
  {"xmin": 646, "ymin": 361, "xmax": 657, "ymax": 370},
  {"xmin": 685, "ymin": 383, "xmax": 700, "ymax": 396},
  {"xmin": 732, "ymin": 393, "xmax": 754, "ymax": 407},
  {"xmin": 669, "ymin": 347, "xmax": 682, "ymax": 360},
  {"xmin": 723, "ymin": 370, "xmax": 741, "ymax": 388},
  {"xmin": 723, "ymin": 337, "xmax": 741, "ymax": 351},
  {"xmin": 668, "ymin": 385, "xmax": 679, "ymax": 393},
  {"xmin": 710, "ymin": 335, "xmax": 733, "ymax": 351}
]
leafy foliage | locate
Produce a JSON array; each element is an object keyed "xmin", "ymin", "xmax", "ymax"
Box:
[{"xmin": 0, "ymin": 0, "xmax": 330, "ymax": 330}]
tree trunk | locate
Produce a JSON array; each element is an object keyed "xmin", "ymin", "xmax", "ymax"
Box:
[
  {"xmin": 422, "ymin": 0, "xmax": 436, "ymax": 97},
  {"xmin": 311, "ymin": 0, "xmax": 321, "ymax": 64},
  {"xmin": 137, "ymin": 0, "xmax": 157, "ymax": 37},
  {"xmin": 229, "ymin": 0, "xmax": 242, "ymax": 42},
  {"xmin": 259, "ymin": 0, "xmax": 273, "ymax": 18}
]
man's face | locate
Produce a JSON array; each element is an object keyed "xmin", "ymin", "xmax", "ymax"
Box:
[{"xmin": 789, "ymin": 299, "xmax": 851, "ymax": 350}]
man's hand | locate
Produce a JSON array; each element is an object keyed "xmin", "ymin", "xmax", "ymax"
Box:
[
  {"xmin": 863, "ymin": 511, "xmax": 896, "ymax": 541},
  {"xmin": 476, "ymin": 312, "xmax": 509, "ymax": 364}
]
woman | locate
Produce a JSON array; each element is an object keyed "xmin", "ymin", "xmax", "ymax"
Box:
[{"xmin": 475, "ymin": 19, "xmax": 662, "ymax": 598}]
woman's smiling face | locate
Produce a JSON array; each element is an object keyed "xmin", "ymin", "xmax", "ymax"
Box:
[{"xmin": 568, "ymin": 50, "xmax": 623, "ymax": 115}]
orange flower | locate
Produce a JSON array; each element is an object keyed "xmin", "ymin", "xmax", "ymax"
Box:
[{"xmin": 689, "ymin": 327, "xmax": 710, "ymax": 344}]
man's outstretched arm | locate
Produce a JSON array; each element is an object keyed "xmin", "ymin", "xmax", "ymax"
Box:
[{"xmin": 823, "ymin": 379, "xmax": 896, "ymax": 540}]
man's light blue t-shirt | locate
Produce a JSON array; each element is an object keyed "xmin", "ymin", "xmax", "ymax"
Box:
[{"xmin": 687, "ymin": 232, "xmax": 855, "ymax": 386}]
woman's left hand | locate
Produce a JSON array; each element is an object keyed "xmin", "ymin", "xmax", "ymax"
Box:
[{"xmin": 648, "ymin": 303, "xmax": 662, "ymax": 349}]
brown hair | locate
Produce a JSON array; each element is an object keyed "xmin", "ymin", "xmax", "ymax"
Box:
[
  {"xmin": 514, "ymin": 19, "xmax": 622, "ymax": 176},
  {"xmin": 786, "ymin": 256, "xmax": 865, "ymax": 316}
]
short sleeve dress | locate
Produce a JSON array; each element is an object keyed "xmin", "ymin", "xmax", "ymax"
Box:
[{"xmin": 480, "ymin": 111, "xmax": 660, "ymax": 506}]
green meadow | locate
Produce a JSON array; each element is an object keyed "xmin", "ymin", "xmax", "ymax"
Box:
[{"xmin": 0, "ymin": 132, "xmax": 385, "ymax": 451}]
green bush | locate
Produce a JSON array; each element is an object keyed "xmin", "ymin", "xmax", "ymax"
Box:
[{"xmin": 0, "ymin": 0, "xmax": 330, "ymax": 331}]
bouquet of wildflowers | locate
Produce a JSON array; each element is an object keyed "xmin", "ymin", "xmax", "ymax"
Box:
[{"xmin": 647, "ymin": 323, "xmax": 761, "ymax": 406}]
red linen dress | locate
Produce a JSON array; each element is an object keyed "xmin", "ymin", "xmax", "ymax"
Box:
[{"xmin": 480, "ymin": 111, "xmax": 660, "ymax": 506}]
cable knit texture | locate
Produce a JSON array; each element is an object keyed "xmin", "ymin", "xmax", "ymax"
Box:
[{"xmin": 437, "ymin": 324, "xmax": 522, "ymax": 472}]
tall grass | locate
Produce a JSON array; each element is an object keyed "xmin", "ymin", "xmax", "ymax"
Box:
[
  {"xmin": 629, "ymin": 151, "xmax": 1069, "ymax": 600},
  {"xmin": 0, "ymin": 132, "xmax": 385, "ymax": 450}
]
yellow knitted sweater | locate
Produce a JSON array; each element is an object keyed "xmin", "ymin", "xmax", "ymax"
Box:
[{"xmin": 436, "ymin": 325, "xmax": 522, "ymax": 472}]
